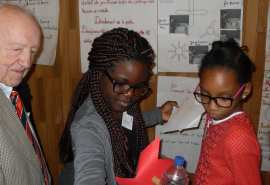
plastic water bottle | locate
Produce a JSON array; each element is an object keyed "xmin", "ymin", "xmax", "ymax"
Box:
[{"xmin": 161, "ymin": 156, "xmax": 189, "ymax": 185}]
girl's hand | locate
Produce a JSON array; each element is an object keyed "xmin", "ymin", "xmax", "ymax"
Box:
[{"xmin": 161, "ymin": 101, "xmax": 179, "ymax": 122}]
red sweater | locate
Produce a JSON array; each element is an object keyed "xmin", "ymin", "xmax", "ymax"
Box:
[{"xmin": 194, "ymin": 111, "xmax": 262, "ymax": 185}]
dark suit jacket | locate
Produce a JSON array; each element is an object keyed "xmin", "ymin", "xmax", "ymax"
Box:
[{"xmin": 17, "ymin": 79, "xmax": 38, "ymax": 138}]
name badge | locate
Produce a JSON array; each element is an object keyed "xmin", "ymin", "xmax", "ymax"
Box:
[{"xmin": 122, "ymin": 111, "xmax": 133, "ymax": 130}]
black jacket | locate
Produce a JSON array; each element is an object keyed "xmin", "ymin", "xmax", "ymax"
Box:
[{"xmin": 17, "ymin": 79, "xmax": 38, "ymax": 139}]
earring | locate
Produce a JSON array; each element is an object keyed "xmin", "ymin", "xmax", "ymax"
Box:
[{"xmin": 243, "ymin": 95, "xmax": 246, "ymax": 98}]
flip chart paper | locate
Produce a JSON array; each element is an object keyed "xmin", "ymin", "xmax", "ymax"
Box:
[{"xmin": 155, "ymin": 76, "xmax": 205, "ymax": 173}]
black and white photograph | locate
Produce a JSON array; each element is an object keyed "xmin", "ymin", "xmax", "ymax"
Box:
[
  {"xmin": 220, "ymin": 9, "xmax": 241, "ymax": 30},
  {"xmin": 188, "ymin": 46, "xmax": 208, "ymax": 65},
  {"xmin": 169, "ymin": 15, "xmax": 189, "ymax": 35}
]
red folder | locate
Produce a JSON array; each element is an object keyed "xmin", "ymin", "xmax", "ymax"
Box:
[{"xmin": 115, "ymin": 136, "xmax": 174, "ymax": 185}]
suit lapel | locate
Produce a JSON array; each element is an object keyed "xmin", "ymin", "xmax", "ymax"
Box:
[{"xmin": 0, "ymin": 88, "xmax": 43, "ymax": 177}]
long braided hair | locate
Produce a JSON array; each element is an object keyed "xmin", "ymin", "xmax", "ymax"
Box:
[{"xmin": 58, "ymin": 28, "xmax": 154, "ymax": 177}]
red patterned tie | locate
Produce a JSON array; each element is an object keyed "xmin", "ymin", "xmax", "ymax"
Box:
[{"xmin": 10, "ymin": 88, "xmax": 49, "ymax": 185}]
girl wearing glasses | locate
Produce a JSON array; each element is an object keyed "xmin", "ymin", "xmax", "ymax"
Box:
[
  {"xmin": 58, "ymin": 28, "xmax": 178, "ymax": 185},
  {"xmin": 193, "ymin": 38, "xmax": 262, "ymax": 184}
]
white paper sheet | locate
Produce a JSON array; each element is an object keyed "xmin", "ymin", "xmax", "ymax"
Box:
[
  {"xmin": 258, "ymin": 71, "xmax": 270, "ymax": 172},
  {"xmin": 78, "ymin": 0, "xmax": 157, "ymax": 73},
  {"xmin": 0, "ymin": 0, "xmax": 60, "ymax": 66},
  {"xmin": 78, "ymin": 0, "xmax": 244, "ymax": 73},
  {"xmin": 163, "ymin": 93, "xmax": 205, "ymax": 132},
  {"xmin": 158, "ymin": 0, "xmax": 244, "ymax": 72},
  {"xmin": 155, "ymin": 76, "xmax": 205, "ymax": 173},
  {"xmin": 257, "ymin": 2, "xmax": 270, "ymax": 172}
]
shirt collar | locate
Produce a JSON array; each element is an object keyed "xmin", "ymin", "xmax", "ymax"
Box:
[
  {"xmin": 212, "ymin": 111, "xmax": 244, "ymax": 125},
  {"xmin": 0, "ymin": 82, "xmax": 13, "ymax": 100}
]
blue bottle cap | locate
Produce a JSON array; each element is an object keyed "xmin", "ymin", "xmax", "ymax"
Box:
[{"xmin": 174, "ymin": 156, "xmax": 185, "ymax": 166}]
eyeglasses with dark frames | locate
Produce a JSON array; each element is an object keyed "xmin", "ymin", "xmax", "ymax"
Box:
[
  {"xmin": 193, "ymin": 82, "xmax": 246, "ymax": 108},
  {"xmin": 103, "ymin": 70, "xmax": 151, "ymax": 97}
]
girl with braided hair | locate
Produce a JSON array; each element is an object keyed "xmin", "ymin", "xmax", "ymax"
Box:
[{"xmin": 58, "ymin": 28, "xmax": 178, "ymax": 185}]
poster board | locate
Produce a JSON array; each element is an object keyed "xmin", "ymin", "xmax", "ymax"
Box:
[
  {"xmin": 258, "ymin": 71, "xmax": 270, "ymax": 171},
  {"xmin": 158, "ymin": 0, "xmax": 243, "ymax": 72},
  {"xmin": 257, "ymin": 4, "xmax": 270, "ymax": 171},
  {"xmin": 78, "ymin": 0, "xmax": 157, "ymax": 73},
  {"xmin": 78, "ymin": 0, "xmax": 243, "ymax": 73},
  {"xmin": 155, "ymin": 76, "xmax": 205, "ymax": 173}
]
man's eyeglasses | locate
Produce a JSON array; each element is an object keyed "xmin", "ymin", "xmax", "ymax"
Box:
[
  {"xmin": 193, "ymin": 82, "xmax": 246, "ymax": 108},
  {"xmin": 103, "ymin": 70, "xmax": 151, "ymax": 97}
]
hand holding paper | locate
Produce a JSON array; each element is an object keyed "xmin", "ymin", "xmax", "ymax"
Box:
[
  {"xmin": 161, "ymin": 101, "xmax": 180, "ymax": 122},
  {"xmin": 162, "ymin": 93, "xmax": 205, "ymax": 132}
]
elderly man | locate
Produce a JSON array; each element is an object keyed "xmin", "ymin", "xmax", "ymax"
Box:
[{"xmin": 0, "ymin": 4, "xmax": 50, "ymax": 185}]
